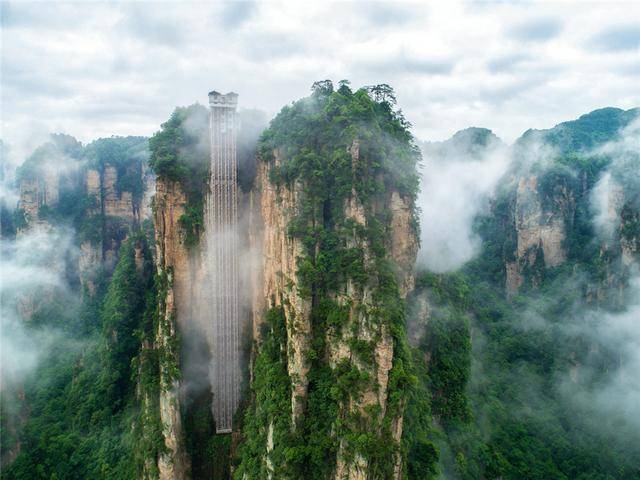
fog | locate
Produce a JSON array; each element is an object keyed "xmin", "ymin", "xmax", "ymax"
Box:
[
  {"xmin": 571, "ymin": 272, "xmax": 640, "ymax": 429},
  {"xmin": 590, "ymin": 117, "xmax": 640, "ymax": 242},
  {"xmin": 0, "ymin": 226, "xmax": 79, "ymax": 390},
  {"xmin": 175, "ymin": 105, "xmax": 265, "ymax": 426},
  {"xmin": 410, "ymin": 109, "xmax": 640, "ymax": 478},
  {"xmin": 417, "ymin": 128, "xmax": 510, "ymax": 272}
]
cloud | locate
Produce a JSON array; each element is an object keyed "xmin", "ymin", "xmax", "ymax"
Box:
[
  {"xmin": 546, "ymin": 271, "xmax": 640, "ymax": 432},
  {"xmin": 400, "ymin": 56, "xmax": 456, "ymax": 75},
  {"xmin": 1, "ymin": 0, "xmax": 639, "ymax": 155},
  {"xmin": 589, "ymin": 116, "xmax": 640, "ymax": 241},
  {"xmin": 586, "ymin": 274, "xmax": 640, "ymax": 427},
  {"xmin": 118, "ymin": 8, "xmax": 188, "ymax": 48},
  {"xmin": 361, "ymin": 53, "xmax": 456, "ymax": 76},
  {"xmin": 587, "ymin": 24, "xmax": 640, "ymax": 52},
  {"xmin": 242, "ymin": 32, "xmax": 304, "ymax": 61},
  {"xmin": 359, "ymin": 2, "xmax": 418, "ymax": 27},
  {"xmin": 505, "ymin": 17, "xmax": 563, "ymax": 42},
  {"xmin": 591, "ymin": 171, "xmax": 618, "ymax": 241},
  {"xmin": 0, "ymin": 226, "xmax": 79, "ymax": 389},
  {"xmin": 218, "ymin": 1, "xmax": 258, "ymax": 29},
  {"xmin": 486, "ymin": 52, "xmax": 531, "ymax": 73},
  {"xmin": 417, "ymin": 128, "xmax": 510, "ymax": 272},
  {"xmin": 0, "ymin": 1, "xmax": 77, "ymax": 30}
]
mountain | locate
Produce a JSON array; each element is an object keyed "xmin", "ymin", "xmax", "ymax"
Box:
[
  {"xmin": 517, "ymin": 107, "xmax": 640, "ymax": 154},
  {"xmin": 1, "ymin": 91, "xmax": 639, "ymax": 480},
  {"xmin": 409, "ymin": 106, "xmax": 640, "ymax": 479},
  {"xmin": 422, "ymin": 127, "xmax": 505, "ymax": 162}
]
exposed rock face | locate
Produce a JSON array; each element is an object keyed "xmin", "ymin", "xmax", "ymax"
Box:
[
  {"xmin": 602, "ymin": 178, "xmax": 639, "ymax": 265},
  {"xmin": 407, "ymin": 292, "xmax": 430, "ymax": 348},
  {"xmin": 506, "ymin": 175, "xmax": 571, "ymax": 297},
  {"xmin": 250, "ymin": 153, "xmax": 312, "ymax": 425},
  {"xmin": 78, "ymin": 165, "xmax": 138, "ymax": 290},
  {"xmin": 78, "ymin": 241, "xmax": 101, "ymax": 295},
  {"xmin": 503, "ymin": 168, "xmax": 638, "ymax": 303},
  {"xmin": 153, "ymin": 178, "xmax": 192, "ymax": 480},
  {"xmin": 17, "ymin": 171, "xmax": 59, "ymax": 232},
  {"xmin": 141, "ymin": 162, "xmax": 156, "ymax": 221},
  {"xmin": 18, "ymin": 179, "xmax": 42, "ymax": 224},
  {"xmin": 85, "ymin": 169, "xmax": 101, "ymax": 216},
  {"xmin": 587, "ymin": 177, "xmax": 639, "ymax": 305},
  {"xmin": 18, "ymin": 159, "xmax": 146, "ymax": 293},
  {"xmin": 249, "ymin": 142, "xmax": 418, "ymax": 479},
  {"xmin": 103, "ymin": 165, "xmax": 136, "ymax": 220},
  {"xmin": 332, "ymin": 145, "xmax": 416, "ymax": 480},
  {"xmin": 620, "ymin": 222, "xmax": 639, "ymax": 267},
  {"xmin": 389, "ymin": 190, "xmax": 418, "ymax": 298}
]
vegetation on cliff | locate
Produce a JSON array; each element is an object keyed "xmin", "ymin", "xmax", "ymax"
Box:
[
  {"xmin": 236, "ymin": 80, "xmax": 420, "ymax": 479},
  {"xmin": 3, "ymin": 86, "xmax": 637, "ymax": 480},
  {"xmin": 85, "ymin": 136, "xmax": 149, "ymax": 205},
  {"xmin": 406, "ymin": 107, "xmax": 640, "ymax": 479},
  {"xmin": 11, "ymin": 133, "xmax": 148, "ymax": 252},
  {"xmin": 2, "ymin": 234, "xmax": 159, "ymax": 479},
  {"xmin": 149, "ymin": 104, "xmax": 210, "ymax": 246},
  {"xmin": 408, "ymin": 268, "xmax": 640, "ymax": 480}
]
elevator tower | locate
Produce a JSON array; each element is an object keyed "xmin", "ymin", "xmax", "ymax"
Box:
[{"xmin": 207, "ymin": 90, "xmax": 240, "ymax": 434}]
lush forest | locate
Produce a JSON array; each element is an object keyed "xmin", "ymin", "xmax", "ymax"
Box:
[
  {"xmin": 1, "ymin": 136, "xmax": 155, "ymax": 478},
  {"xmin": 1, "ymin": 83, "xmax": 638, "ymax": 480},
  {"xmin": 237, "ymin": 80, "xmax": 420, "ymax": 479},
  {"xmin": 405, "ymin": 107, "xmax": 640, "ymax": 479}
]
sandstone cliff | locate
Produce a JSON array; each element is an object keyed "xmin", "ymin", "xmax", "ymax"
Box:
[
  {"xmin": 16, "ymin": 147, "xmax": 148, "ymax": 294},
  {"xmin": 152, "ymin": 178, "xmax": 192, "ymax": 480},
  {"xmin": 247, "ymin": 140, "xmax": 418, "ymax": 479},
  {"xmin": 505, "ymin": 175, "xmax": 571, "ymax": 297},
  {"xmin": 16, "ymin": 172, "xmax": 59, "ymax": 233},
  {"xmin": 250, "ymin": 152, "xmax": 312, "ymax": 425}
]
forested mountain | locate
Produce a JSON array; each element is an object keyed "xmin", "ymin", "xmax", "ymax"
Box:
[
  {"xmin": 1, "ymin": 84, "xmax": 638, "ymax": 480},
  {"xmin": 408, "ymin": 107, "xmax": 640, "ymax": 479}
]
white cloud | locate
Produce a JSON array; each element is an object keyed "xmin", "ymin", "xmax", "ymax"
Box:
[
  {"xmin": 417, "ymin": 129, "xmax": 510, "ymax": 271},
  {"xmin": 0, "ymin": 0, "xmax": 638, "ymax": 163},
  {"xmin": 0, "ymin": 226, "xmax": 79, "ymax": 389},
  {"xmin": 589, "ymin": 116, "xmax": 640, "ymax": 241}
]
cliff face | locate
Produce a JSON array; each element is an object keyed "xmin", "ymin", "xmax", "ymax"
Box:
[
  {"xmin": 250, "ymin": 143, "xmax": 418, "ymax": 435},
  {"xmin": 17, "ymin": 172, "xmax": 59, "ymax": 232},
  {"xmin": 586, "ymin": 177, "xmax": 639, "ymax": 304},
  {"xmin": 505, "ymin": 175, "xmax": 572, "ymax": 297},
  {"xmin": 503, "ymin": 168, "xmax": 638, "ymax": 301},
  {"xmin": 146, "ymin": 88, "xmax": 419, "ymax": 480},
  {"xmin": 251, "ymin": 154, "xmax": 312, "ymax": 424},
  {"xmin": 16, "ymin": 143, "xmax": 149, "ymax": 294},
  {"xmin": 245, "ymin": 136, "xmax": 418, "ymax": 479},
  {"xmin": 152, "ymin": 178, "xmax": 192, "ymax": 480},
  {"xmin": 389, "ymin": 189, "xmax": 419, "ymax": 298},
  {"xmin": 103, "ymin": 165, "xmax": 137, "ymax": 220},
  {"xmin": 501, "ymin": 107, "xmax": 640, "ymax": 299},
  {"xmin": 80, "ymin": 164, "xmax": 142, "ymax": 291},
  {"xmin": 332, "ymin": 150, "xmax": 417, "ymax": 480}
]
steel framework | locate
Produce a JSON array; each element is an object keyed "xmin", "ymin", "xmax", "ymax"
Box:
[{"xmin": 207, "ymin": 90, "xmax": 239, "ymax": 434}]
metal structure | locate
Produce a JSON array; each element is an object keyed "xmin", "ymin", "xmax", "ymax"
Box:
[{"xmin": 207, "ymin": 90, "xmax": 240, "ymax": 434}]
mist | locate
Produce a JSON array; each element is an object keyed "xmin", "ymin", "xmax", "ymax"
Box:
[
  {"xmin": 569, "ymin": 272, "xmax": 640, "ymax": 429},
  {"xmin": 590, "ymin": 116, "xmax": 640, "ymax": 242},
  {"xmin": 174, "ymin": 104, "xmax": 264, "ymax": 425},
  {"xmin": 417, "ymin": 128, "xmax": 510, "ymax": 272},
  {"xmin": 0, "ymin": 226, "xmax": 80, "ymax": 390}
]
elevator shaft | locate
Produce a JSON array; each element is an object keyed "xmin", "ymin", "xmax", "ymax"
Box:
[{"xmin": 207, "ymin": 90, "xmax": 239, "ymax": 434}]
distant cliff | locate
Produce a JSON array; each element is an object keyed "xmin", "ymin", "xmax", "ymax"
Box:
[
  {"xmin": 467, "ymin": 108, "xmax": 640, "ymax": 301},
  {"xmin": 13, "ymin": 134, "xmax": 151, "ymax": 294}
]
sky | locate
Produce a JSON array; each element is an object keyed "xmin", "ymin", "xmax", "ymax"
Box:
[{"xmin": 1, "ymin": 0, "xmax": 639, "ymax": 162}]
